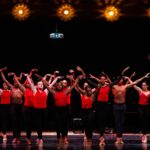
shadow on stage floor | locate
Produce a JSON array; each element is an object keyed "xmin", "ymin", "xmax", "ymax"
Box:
[{"xmin": 0, "ymin": 132, "xmax": 149, "ymax": 150}]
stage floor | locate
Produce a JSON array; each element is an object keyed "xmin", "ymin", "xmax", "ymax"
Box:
[{"xmin": 0, "ymin": 132, "xmax": 149, "ymax": 150}]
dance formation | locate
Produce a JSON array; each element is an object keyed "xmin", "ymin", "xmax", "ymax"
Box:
[{"xmin": 0, "ymin": 66, "xmax": 149, "ymax": 147}]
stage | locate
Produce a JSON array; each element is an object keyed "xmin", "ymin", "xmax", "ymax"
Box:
[{"xmin": 0, "ymin": 131, "xmax": 149, "ymax": 150}]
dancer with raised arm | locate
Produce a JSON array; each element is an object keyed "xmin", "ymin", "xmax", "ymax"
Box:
[
  {"xmin": 112, "ymin": 72, "xmax": 150, "ymax": 144},
  {"xmin": 0, "ymin": 68, "xmax": 23, "ymax": 144}
]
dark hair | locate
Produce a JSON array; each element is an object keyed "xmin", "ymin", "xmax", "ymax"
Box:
[
  {"xmin": 85, "ymin": 85, "xmax": 91, "ymax": 91},
  {"xmin": 99, "ymin": 74, "xmax": 107, "ymax": 78}
]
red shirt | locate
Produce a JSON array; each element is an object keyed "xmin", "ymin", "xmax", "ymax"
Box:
[
  {"xmin": 81, "ymin": 95, "xmax": 93, "ymax": 109},
  {"xmin": 54, "ymin": 91, "xmax": 68, "ymax": 107},
  {"xmin": 97, "ymin": 86, "xmax": 110, "ymax": 102},
  {"xmin": 24, "ymin": 88, "xmax": 34, "ymax": 107},
  {"xmin": 67, "ymin": 93, "xmax": 71, "ymax": 105},
  {"xmin": 139, "ymin": 92, "xmax": 150, "ymax": 105},
  {"xmin": 33, "ymin": 90, "xmax": 47, "ymax": 109},
  {"xmin": 0, "ymin": 90, "xmax": 11, "ymax": 105},
  {"xmin": 63, "ymin": 87, "xmax": 71, "ymax": 105}
]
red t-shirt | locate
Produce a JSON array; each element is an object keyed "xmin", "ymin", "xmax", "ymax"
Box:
[
  {"xmin": 0, "ymin": 90, "xmax": 11, "ymax": 105},
  {"xmin": 81, "ymin": 95, "xmax": 93, "ymax": 109},
  {"xmin": 33, "ymin": 90, "xmax": 47, "ymax": 109},
  {"xmin": 54, "ymin": 91, "xmax": 68, "ymax": 107},
  {"xmin": 139, "ymin": 92, "xmax": 150, "ymax": 105},
  {"xmin": 97, "ymin": 86, "xmax": 110, "ymax": 102},
  {"xmin": 24, "ymin": 88, "xmax": 34, "ymax": 107}
]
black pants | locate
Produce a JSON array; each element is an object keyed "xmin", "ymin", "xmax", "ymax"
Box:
[
  {"xmin": 138, "ymin": 105, "xmax": 149, "ymax": 135},
  {"xmin": 0, "ymin": 105, "xmax": 10, "ymax": 134},
  {"xmin": 34, "ymin": 108, "xmax": 46, "ymax": 139},
  {"xmin": 23, "ymin": 107, "xmax": 34, "ymax": 139},
  {"xmin": 55, "ymin": 106, "xmax": 69, "ymax": 138},
  {"xmin": 11, "ymin": 104, "xmax": 23, "ymax": 138},
  {"xmin": 113, "ymin": 103, "xmax": 126, "ymax": 138},
  {"xmin": 81, "ymin": 109, "xmax": 94, "ymax": 139},
  {"xmin": 95, "ymin": 101, "xmax": 109, "ymax": 136}
]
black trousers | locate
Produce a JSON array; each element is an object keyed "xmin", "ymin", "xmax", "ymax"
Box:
[
  {"xmin": 34, "ymin": 108, "xmax": 46, "ymax": 139},
  {"xmin": 11, "ymin": 104, "xmax": 23, "ymax": 138},
  {"xmin": 95, "ymin": 101, "xmax": 109, "ymax": 136},
  {"xmin": 113, "ymin": 103, "xmax": 126, "ymax": 138},
  {"xmin": 81, "ymin": 108, "xmax": 94, "ymax": 139},
  {"xmin": 55, "ymin": 106, "xmax": 69, "ymax": 138},
  {"xmin": 0, "ymin": 105, "xmax": 10, "ymax": 134},
  {"xmin": 23, "ymin": 106, "xmax": 34, "ymax": 139},
  {"xmin": 138, "ymin": 105, "xmax": 149, "ymax": 135}
]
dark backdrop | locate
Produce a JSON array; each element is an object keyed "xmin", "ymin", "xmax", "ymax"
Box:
[{"xmin": 0, "ymin": 7, "xmax": 150, "ymax": 133}]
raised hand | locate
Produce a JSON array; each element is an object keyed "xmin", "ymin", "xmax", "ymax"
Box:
[
  {"xmin": 31, "ymin": 68, "xmax": 38, "ymax": 73},
  {"xmin": 34, "ymin": 73, "xmax": 43, "ymax": 79},
  {"xmin": 145, "ymin": 73, "xmax": 150, "ymax": 78},
  {"xmin": 76, "ymin": 66, "xmax": 83, "ymax": 72},
  {"xmin": 21, "ymin": 73, "xmax": 28, "ymax": 77},
  {"xmin": 89, "ymin": 74, "xmax": 95, "ymax": 79},
  {"xmin": 66, "ymin": 75, "xmax": 75, "ymax": 81},
  {"xmin": 8, "ymin": 72, "xmax": 15, "ymax": 76},
  {"xmin": 121, "ymin": 66, "xmax": 130, "ymax": 75},
  {"xmin": 69, "ymin": 69, "xmax": 74, "ymax": 74},
  {"xmin": 0, "ymin": 67, "xmax": 7, "ymax": 72}
]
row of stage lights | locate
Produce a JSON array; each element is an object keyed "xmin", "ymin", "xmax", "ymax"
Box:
[{"xmin": 11, "ymin": 1, "xmax": 150, "ymax": 22}]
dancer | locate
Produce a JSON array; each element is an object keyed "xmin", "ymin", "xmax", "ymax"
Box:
[
  {"xmin": 0, "ymin": 68, "xmax": 23, "ymax": 144},
  {"xmin": 112, "ymin": 72, "xmax": 150, "ymax": 144},
  {"xmin": 133, "ymin": 81, "xmax": 150, "ymax": 143},
  {"xmin": 23, "ymin": 73, "xmax": 59, "ymax": 146},
  {"xmin": 35, "ymin": 73, "xmax": 81, "ymax": 146},
  {"xmin": 13, "ymin": 69, "xmax": 37, "ymax": 145}
]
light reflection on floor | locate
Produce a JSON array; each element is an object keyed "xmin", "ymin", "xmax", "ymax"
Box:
[{"xmin": 0, "ymin": 132, "xmax": 150, "ymax": 150}]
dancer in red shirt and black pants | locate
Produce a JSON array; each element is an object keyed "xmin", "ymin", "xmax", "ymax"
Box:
[
  {"xmin": 75, "ymin": 83, "xmax": 98, "ymax": 147},
  {"xmin": 25, "ymin": 73, "xmax": 59, "ymax": 146},
  {"xmin": 0, "ymin": 82, "xmax": 11, "ymax": 143},
  {"xmin": 40, "ymin": 75, "xmax": 80, "ymax": 146},
  {"xmin": 133, "ymin": 81, "xmax": 150, "ymax": 143}
]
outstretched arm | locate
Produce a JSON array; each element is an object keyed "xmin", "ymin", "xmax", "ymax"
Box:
[
  {"xmin": 0, "ymin": 67, "xmax": 13, "ymax": 89},
  {"xmin": 125, "ymin": 72, "xmax": 136, "ymax": 84},
  {"xmin": 66, "ymin": 75, "xmax": 81, "ymax": 95},
  {"xmin": 89, "ymin": 74, "xmax": 100, "ymax": 83},
  {"xmin": 13, "ymin": 73, "xmax": 26, "ymax": 93},
  {"xmin": 101, "ymin": 71, "xmax": 112, "ymax": 84},
  {"xmin": 23, "ymin": 73, "xmax": 37, "ymax": 95},
  {"xmin": 76, "ymin": 66, "xmax": 86, "ymax": 78},
  {"xmin": 126, "ymin": 73, "xmax": 150, "ymax": 89},
  {"xmin": 29, "ymin": 68, "xmax": 38, "ymax": 78},
  {"xmin": 75, "ymin": 84, "xmax": 86, "ymax": 95},
  {"xmin": 110, "ymin": 66, "xmax": 130, "ymax": 86},
  {"xmin": 34, "ymin": 73, "xmax": 57, "ymax": 95}
]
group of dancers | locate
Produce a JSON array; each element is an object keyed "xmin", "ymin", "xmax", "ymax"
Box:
[{"xmin": 0, "ymin": 66, "xmax": 149, "ymax": 147}]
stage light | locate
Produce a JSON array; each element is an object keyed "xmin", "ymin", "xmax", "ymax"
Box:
[
  {"xmin": 12, "ymin": 3, "xmax": 30, "ymax": 21},
  {"xmin": 146, "ymin": 8, "xmax": 150, "ymax": 17},
  {"xmin": 102, "ymin": 6, "xmax": 120, "ymax": 21},
  {"xmin": 57, "ymin": 4, "xmax": 75, "ymax": 21}
]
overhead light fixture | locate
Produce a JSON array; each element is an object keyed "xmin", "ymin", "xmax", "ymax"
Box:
[
  {"xmin": 57, "ymin": 4, "xmax": 75, "ymax": 21},
  {"xmin": 102, "ymin": 6, "xmax": 120, "ymax": 21},
  {"xmin": 49, "ymin": 24, "xmax": 64, "ymax": 39},
  {"xmin": 12, "ymin": 3, "xmax": 30, "ymax": 21}
]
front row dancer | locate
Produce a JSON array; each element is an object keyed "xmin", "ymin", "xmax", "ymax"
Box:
[{"xmin": 0, "ymin": 66, "xmax": 149, "ymax": 147}]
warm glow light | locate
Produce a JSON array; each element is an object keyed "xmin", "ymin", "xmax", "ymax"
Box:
[
  {"xmin": 64, "ymin": 10, "xmax": 69, "ymax": 15},
  {"xmin": 108, "ymin": 10, "xmax": 114, "ymax": 16},
  {"xmin": 12, "ymin": 3, "xmax": 30, "ymax": 21},
  {"xmin": 103, "ymin": 6, "xmax": 120, "ymax": 21},
  {"xmin": 18, "ymin": 10, "xmax": 23, "ymax": 14},
  {"xmin": 146, "ymin": 7, "xmax": 150, "ymax": 17},
  {"xmin": 57, "ymin": 4, "xmax": 75, "ymax": 21}
]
